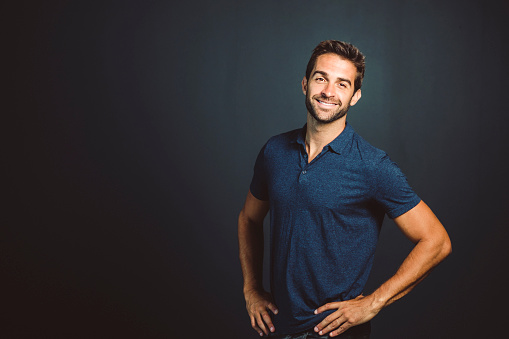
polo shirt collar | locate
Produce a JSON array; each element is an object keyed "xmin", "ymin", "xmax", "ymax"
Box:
[{"xmin": 291, "ymin": 122, "xmax": 355, "ymax": 155}]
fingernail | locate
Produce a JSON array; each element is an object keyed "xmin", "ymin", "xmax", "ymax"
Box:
[
  {"xmin": 274, "ymin": 309, "xmax": 278, "ymax": 314},
  {"xmin": 259, "ymin": 332, "xmax": 263, "ymax": 336},
  {"xmin": 319, "ymin": 330, "xmax": 323, "ymax": 335},
  {"xmin": 270, "ymin": 326, "xmax": 274, "ymax": 332},
  {"xmin": 314, "ymin": 326, "xmax": 318, "ymax": 332},
  {"xmin": 314, "ymin": 309, "xmax": 317, "ymax": 314}
]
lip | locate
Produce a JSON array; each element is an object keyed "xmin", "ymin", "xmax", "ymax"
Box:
[{"xmin": 315, "ymin": 99, "xmax": 339, "ymax": 107}]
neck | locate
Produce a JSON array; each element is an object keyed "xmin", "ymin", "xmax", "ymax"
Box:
[{"xmin": 305, "ymin": 113, "xmax": 346, "ymax": 162}]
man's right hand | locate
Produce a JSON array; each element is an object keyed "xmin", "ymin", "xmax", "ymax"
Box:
[{"xmin": 245, "ymin": 288, "xmax": 279, "ymax": 336}]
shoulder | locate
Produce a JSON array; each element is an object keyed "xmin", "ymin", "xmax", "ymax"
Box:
[
  {"xmin": 346, "ymin": 130, "xmax": 403, "ymax": 183},
  {"xmin": 350, "ymin": 133, "xmax": 411, "ymax": 190},
  {"xmin": 348, "ymin": 130, "xmax": 388, "ymax": 164},
  {"xmin": 263, "ymin": 127, "xmax": 301, "ymax": 153}
]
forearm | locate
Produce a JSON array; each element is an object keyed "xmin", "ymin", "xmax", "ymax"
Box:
[
  {"xmin": 369, "ymin": 236, "xmax": 451, "ymax": 310},
  {"xmin": 313, "ymin": 237, "xmax": 450, "ymax": 337},
  {"xmin": 238, "ymin": 211, "xmax": 265, "ymax": 294}
]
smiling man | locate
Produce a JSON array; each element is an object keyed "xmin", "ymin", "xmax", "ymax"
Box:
[{"xmin": 238, "ymin": 40, "xmax": 451, "ymax": 338}]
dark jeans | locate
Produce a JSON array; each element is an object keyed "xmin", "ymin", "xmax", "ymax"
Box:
[{"xmin": 267, "ymin": 322, "xmax": 370, "ymax": 339}]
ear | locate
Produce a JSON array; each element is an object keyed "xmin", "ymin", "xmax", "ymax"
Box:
[
  {"xmin": 301, "ymin": 77, "xmax": 308, "ymax": 95},
  {"xmin": 349, "ymin": 89, "xmax": 362, "ymax": 106}
]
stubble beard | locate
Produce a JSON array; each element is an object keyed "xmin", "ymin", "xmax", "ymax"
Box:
[{"xmin": 305, "ymin": 92, "xmax": 351, "ymax": 124}]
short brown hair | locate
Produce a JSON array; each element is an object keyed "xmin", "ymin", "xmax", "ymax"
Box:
[{"xmin": 305, "ymin": 40, "xmax": 365, "ymax": 92}]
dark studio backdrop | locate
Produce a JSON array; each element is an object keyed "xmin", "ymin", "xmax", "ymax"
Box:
[{"xmin": 6, "ymin": 0, "xmax": 509, "ymax": 338}]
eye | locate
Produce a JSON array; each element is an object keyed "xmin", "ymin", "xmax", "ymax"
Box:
[
  {"xmin": 338, "ymin": 83, "xmax": 347, "ymax": 88},
  {"xmin": 316, "ymin": 77, "xmax": 325, "ymax": 82}
]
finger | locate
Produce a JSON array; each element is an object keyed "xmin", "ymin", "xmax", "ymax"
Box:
[
  {"xmin": 317, "ymin": 314, "xmax": 346, "ymax": 335},
  {"xmin": 267, "ymin": 302, "xmax": 279, "ymax": 315},
  {"xmin": 261, "ymin": 311, "xmax": 275, "ymax": 333},
  {"xmin": 330, "ymin": 321, "xmax": 351, "ymax": 337},
  {"xmin": 250, "ymin": 316, "xmax": 264, "ymax": 336},
  {"xmin": 255, "ymin": 312, "xmax": 269, "ymax": 336},
  {"xmin": 314, "ymin": 311, "xmax": 340, "ymax": 332},
  {"xmin": 314, "ymin": 302, "xmax": 341, "ymax": 314}
]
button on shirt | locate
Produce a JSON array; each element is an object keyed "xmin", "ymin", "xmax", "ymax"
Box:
[{"xmin": 250, "ymin": 123, "xmax": 421, "ymax": 335}]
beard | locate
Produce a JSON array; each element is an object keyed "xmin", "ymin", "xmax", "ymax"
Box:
[{"xmin": 305, "ymin": 92, "xmax": 351, "ymax": 124}]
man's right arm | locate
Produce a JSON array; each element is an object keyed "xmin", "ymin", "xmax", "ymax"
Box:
[{"xmin": 238, "ymin": 190, "xmax": 278, "ymax": 336}]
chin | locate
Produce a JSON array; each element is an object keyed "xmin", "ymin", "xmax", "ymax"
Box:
[{"xmin": 311, "ymin": 110, "xmax": 347, "ymax": 124}]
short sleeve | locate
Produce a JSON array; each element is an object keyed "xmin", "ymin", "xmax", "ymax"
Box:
[
  {"xmin": 249, "ymin": 143, "xmax": 269, "ymax": 201},
  {"xmin": 373, "ymin": 154, "xmax": 421, "ymax": 219}
]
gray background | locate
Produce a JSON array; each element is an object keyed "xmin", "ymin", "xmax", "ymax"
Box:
[{"xmin": 6, "ymin": 0, "xmax": 509, "ymax": 337}]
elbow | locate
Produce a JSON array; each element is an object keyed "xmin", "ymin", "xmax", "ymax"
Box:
[
  {"xmin": 238, "ymin": 209, "xmax": 247, "ymax": 231},
  {"xmin": 439, "ymin": 235, "xmax": 452, "ymax": 261},
  {"xmin": 238, "ymin": 209, "xmax": 252, "ymax": 226},
  {"xmin": 424, "ymin": 232, "xmax": 452, "ymax": 263}
]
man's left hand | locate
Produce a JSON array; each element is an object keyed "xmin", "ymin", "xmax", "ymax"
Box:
[{"xmin": 313, "ymin": 295, "xmax": 381, "ymax": 337}]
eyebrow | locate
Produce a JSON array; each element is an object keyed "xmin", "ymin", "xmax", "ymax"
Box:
[{"xmin": 312, "ymin": 70, "xmax": 352, "ymax": 85}]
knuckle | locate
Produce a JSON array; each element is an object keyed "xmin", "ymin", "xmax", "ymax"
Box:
[{"xmin": 344, "ymin": 314, "xmax": 356, "ymax": 323}]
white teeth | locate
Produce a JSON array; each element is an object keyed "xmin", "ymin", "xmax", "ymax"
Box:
[{"xmin": 317, "ymin": 100, "xmax": 336, "ymax": 106}]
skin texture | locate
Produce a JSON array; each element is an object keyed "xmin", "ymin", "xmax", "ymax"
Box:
[
  {"xmin": 238, "ymin": 53, "xmax": 452, "ymax": 337},
  {"xmin": 313, "ymin": 200, "xmax": 451, "ymax": 337},
  {"xmin": 301, "ymin": 53, "xmax": 361, "ymax": 162},
  {"xmin": 238, "ymin": 191, "xmax": 274, "ymax": 336},
  {"xmin": 303, "ymin": 53, "xmax": 361, "ymax": 125}
]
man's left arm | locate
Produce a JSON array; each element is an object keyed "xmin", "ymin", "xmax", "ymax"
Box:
[{"xmin": 314, "ymin": 200, "xmax": 452, "ymax": 337}]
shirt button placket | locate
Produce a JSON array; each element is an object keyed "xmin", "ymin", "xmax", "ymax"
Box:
[
  {"xmin": 299, "ymin": 167, "xmax": 309, "ymax": 183},
  {"xmin": 300, "ymin": 147, "xmax": 309, "ymax": 183}
]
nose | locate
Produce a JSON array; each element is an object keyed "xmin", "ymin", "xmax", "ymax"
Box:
[{"xmin": 321, "ymin": 82, "xmax": 335, "ymax": 98}]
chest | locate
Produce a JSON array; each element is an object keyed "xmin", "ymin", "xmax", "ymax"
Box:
[{"xmin": 266, "ymin": 148, "xmax": 374, "ymax": 212}]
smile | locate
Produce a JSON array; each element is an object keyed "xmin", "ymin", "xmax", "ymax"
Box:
[{"xmin": 316, "ymin": 99, "xmax": 338, "ymax": 106}]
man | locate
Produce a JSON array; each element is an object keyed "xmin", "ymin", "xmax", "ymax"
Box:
[{"xmin": 238, "ymin": 40, "xmax": 451, "ymax": 338}]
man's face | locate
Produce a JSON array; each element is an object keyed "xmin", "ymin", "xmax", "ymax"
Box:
[{"xmin": 302, "ymin": 53, "xmax": 361, "ymax": 124}]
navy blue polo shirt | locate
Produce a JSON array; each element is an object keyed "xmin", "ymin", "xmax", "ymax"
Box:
[{"xmin": 250, "ymin": 122, "xmax": 421, "ymax": 335}]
